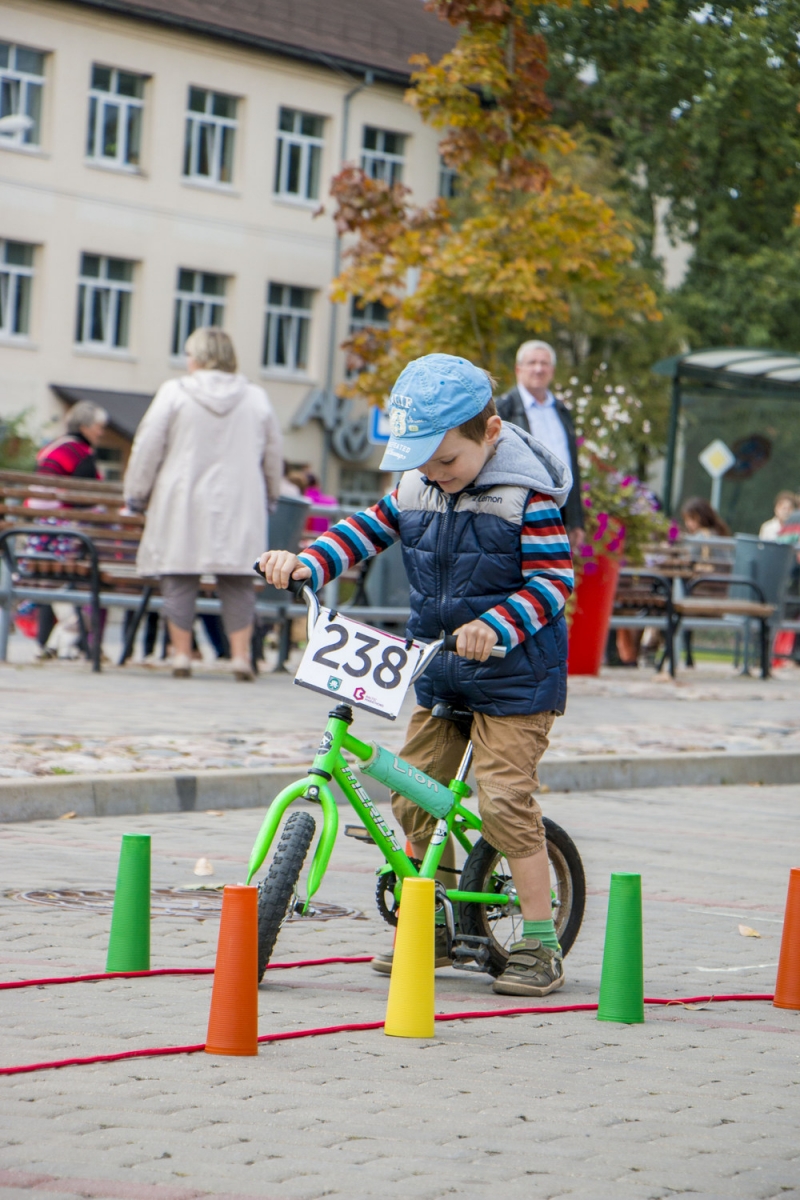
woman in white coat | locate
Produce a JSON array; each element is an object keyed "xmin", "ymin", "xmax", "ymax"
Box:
[{"xmin": 124, "ymin": 327, "xmax": 282, "ymax": 679}]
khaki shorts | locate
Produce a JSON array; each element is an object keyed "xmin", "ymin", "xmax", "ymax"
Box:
[{"xmin": 391, "ymin": 706, "xmax": 555, "ymax": 859}]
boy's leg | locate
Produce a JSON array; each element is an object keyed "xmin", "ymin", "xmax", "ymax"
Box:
[
  {"xmin": 469, "ymin": 710, "xmax": 565, "ymax": 996},
  {"xmin": 371, "ymin": 707, "xmax": 467, "ymax": 974}
]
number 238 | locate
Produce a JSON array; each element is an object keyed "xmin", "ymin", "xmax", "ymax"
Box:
[{"xmin": 312, "ymin": 623, "xmax": 408, "ymax": 690}]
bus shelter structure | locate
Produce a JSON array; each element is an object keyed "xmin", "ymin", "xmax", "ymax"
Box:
[{"xmin": 654, "ymin": 349, "xmax": 800, "ymax": 530}]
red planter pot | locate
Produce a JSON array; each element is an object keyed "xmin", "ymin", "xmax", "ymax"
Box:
[{"xmin": 567, "ymin": 555, "xmax": 621, "ymax": 676}]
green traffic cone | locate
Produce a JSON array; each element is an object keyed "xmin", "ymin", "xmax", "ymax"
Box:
[
  {"xmin": 106, "ymin": 833, "xmax": 151, "ymax": 972},
  {"xmin": 597, "ymin": 872, "xmax": 644, "ymax": 1024}
]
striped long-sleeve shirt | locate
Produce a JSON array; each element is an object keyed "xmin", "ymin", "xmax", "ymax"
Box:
[{"xmin": 298, "ymin": 488, "xmax": 573, "ymax": 649}]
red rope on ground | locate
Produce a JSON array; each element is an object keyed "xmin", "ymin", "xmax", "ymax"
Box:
[
  {"xmin": 0, "ymin": 991, "xmax": 779, "ymax": 1077},
  {"xmin": 0, "ymin": 956, "xmax": 374, "ymax": 991}
]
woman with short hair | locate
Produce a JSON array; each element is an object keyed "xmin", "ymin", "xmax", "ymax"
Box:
[
  {"xmin": 124, "ymin": 327, "xmax": 282, "ymax": 680},
  {"xmin": 37, "ymin": 401, "xmax": 107, "ymax": 478}
]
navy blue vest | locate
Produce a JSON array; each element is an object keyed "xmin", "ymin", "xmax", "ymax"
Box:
[{"xmin": 396, "ymin": 472, "xmax": 567, "ymax": 717}]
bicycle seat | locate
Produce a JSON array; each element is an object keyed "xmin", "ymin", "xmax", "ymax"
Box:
[{"xmin": 431, "ymin": 702, "xmax": 474, "ymax": 741}]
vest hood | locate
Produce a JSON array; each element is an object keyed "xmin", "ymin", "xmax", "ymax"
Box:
[
  {"xmin": 472, "ymin": 422, "xmax": 573, "ymax": 507},
  {"xmin": 179, "ymin": 370, "xmax": 248, "ymax": 416}
]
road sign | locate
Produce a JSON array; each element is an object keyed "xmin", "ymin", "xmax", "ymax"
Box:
[
  {"xmin": 699, "ymin": 439, "xmax": 735, "ymax": 479},
  {"xmin": 368, "ymin": 406, "xmax": 391, "ymax": 445},
  {"xmin": 699, "ymin": 439, "xmax": 735, "ymax": 511}
]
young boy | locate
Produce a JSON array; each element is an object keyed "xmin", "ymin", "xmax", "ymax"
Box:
[{"xmin": 259, "ymin": 353, "xmax": 573, "ymax": 996}]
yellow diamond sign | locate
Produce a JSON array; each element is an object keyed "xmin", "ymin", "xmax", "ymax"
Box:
[{"xmin": 699, "ymin": 439, "xmax": 735, "ymax": 479}]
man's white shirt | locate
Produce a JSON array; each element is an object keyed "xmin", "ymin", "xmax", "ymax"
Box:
[{"xmin": 517, "ymin": 383, "xmax": 571, "ymax": 470}]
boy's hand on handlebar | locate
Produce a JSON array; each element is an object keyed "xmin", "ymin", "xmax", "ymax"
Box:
[
  {"xmin": 453, "ymin": 620, "xmax": 498, "ymax": 662},
  {"xmin": 257, "ymin": 550, "xmax": 312, "ymax": 590}
]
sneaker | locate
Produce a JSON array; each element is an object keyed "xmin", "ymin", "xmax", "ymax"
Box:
[
  {"xmin": 172, "ymin": 653, "xmax": 192, "ymax": 678},
  {"xmin": 491, "ymin": 938, "xmax": 564, "ymax": 997},
  {"xmin": 372, "ymin": 924, "xmax": 453, "ymax": 975},
  {"xmin": 230, "ymin": 657, "xmax": 255, "ymax": 681}
]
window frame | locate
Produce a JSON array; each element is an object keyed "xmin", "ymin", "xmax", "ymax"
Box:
[
  {"xmin": 171, "ymin": 268, "xmax": 227, "ymax": 358},
  {"xmin": 182, "ymin": 87, "xmax": 238, "ymax": 187},
  {"xmin": 274, "ymin": 106, "xmax": 324, "ymax": 203},
  {"xmin": 74, "ymin": 253, "xmax": 135, "ymax": 354},
  {"xmin": 346, "ymin": 296, "xmax": 390, "ymax": 379},
  {"xmin": 361, "ymin": 126, "xmax": 406, "ymax": 186},
  {"xmin": 0, "ymin": 41, "xmax": 46, "ymax": 150},
  {"xmin": 0, "ymin": 239, "xmax": 35, "ymax": 340},
  {"xmin": 262, "ymin": 283, "xmax": 313, "ymax": 376},
  {"xmin": 85, "ymin": 64, "xmax": 146, "ymax": 171}
]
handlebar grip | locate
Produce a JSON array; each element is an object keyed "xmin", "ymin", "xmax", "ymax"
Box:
[
  {"xmin": 252, "ymin": 562, "xmax": 310, "ymax": 598},
  {"xmin": 441, "ymin": 632, "xmax": 507, "ymax": 659}
]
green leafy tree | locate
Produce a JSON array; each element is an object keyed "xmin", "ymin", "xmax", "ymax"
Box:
[
  {"xmin": 533, "ymin": 0, "xmax": 800, "ymax": 347},
  {"xmin": 331, "ymin": 0, "xmax": 661, "ymax": 416}
]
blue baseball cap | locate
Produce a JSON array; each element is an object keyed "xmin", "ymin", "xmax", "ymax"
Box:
[{"xmin": 379, "ymin": 353, "xmax": 492, "ymax": 471}]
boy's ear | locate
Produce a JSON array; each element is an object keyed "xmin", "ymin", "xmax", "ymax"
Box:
[{"xmin": 486, "ymin": 414, "xmax": 503, "ymax": 444}]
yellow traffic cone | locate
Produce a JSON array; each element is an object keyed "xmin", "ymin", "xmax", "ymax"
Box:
[{"xmin": 384, "ymin": 876, "xmax": 435, "ymax": 1038}]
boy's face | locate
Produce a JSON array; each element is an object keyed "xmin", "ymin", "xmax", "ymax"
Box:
[{"xmin": 419, "ymin": 416, "xmax": 503, "ymax": 493}]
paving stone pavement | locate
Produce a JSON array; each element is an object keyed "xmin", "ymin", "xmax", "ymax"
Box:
[
  {"xmin": 1, "ymin": 784, "xmax": 799, "ymax": 1199},
  {"xmin": 3, "ymin": 645, "xmax": 800, "ymax": 777}
]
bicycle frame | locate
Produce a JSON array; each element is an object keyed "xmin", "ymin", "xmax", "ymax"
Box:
[{"xmin": 245, "ymin": 705, "xmax": 514, "ymax": 914}]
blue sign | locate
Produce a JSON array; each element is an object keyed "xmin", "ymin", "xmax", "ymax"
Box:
[{"xmin": 368, "ymin": 406, "xmax": 391, "ymax": 445}]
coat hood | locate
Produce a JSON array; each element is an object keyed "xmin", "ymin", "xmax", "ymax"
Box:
[
  {"xmin": 473, "ymin": 421, "xmax": 573, "ymax": 507},
  {"xmin": 179, "ymin": 370, "xmax": 249, "ymax": 416}
]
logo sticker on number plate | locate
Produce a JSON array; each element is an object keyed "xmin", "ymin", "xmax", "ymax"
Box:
[{"xmin": 294, "ymin": 609, "xmax": 423, "ymax": 720}]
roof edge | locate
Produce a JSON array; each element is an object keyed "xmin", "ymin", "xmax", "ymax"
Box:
[{"xmin": 61, "ymin": 0, "xmax": 416, "ymax": 86}]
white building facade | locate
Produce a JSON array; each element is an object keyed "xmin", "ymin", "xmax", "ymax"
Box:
[{"xmin": 0, "ymin": 0, "xmax": 453, "ymax": 494}]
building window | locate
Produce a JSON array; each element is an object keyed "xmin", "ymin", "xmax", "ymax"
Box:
[
  {"xmin": 262, "ymin": 283, "xmax": 312, "ymax": 372},
  {"xmin": 0, "ymin": 240, "xmax": 34, "ymax": 337},
  {"xmin": 438, "ymin": 157, "xmax": 458, "ymax": 199},
  {"xmin": 0, "ymin": 42, "xmax": 45, "ymax": 148},
  {"xmin": 172, "ymin": 269, "xmax": 226, "ymax": 356},
  {"xmin": 75, "ymin": 254, "xmax": 134, "ymax": 351},
  {"xmin": 86, "ymin": 64, "xmax": 145, "ymax": 169},
  {"xmin": 347, "ymin": 296, "xmax": 390, "ymax": 377},
  {"xmin": 361, "ymin": 127, "xmax": 405, "ymax": 185},
  {"xmin": 183, "ymin": 87, "xmax": 237, "ymax": 185},
  {"xmin": 274, "ymin": 107, "xmax": 324, "ymax": 201}
]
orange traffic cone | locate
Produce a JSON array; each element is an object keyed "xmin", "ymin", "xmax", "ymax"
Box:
[
  {"xmin": 774, "ymin": 867, "xmax": 800, "ymax": 1011},
  {"xmin": 205, "ymin": 885, "xmax": 259, "ymax": 1055}
]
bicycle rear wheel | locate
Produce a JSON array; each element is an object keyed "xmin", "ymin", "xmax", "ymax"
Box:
[
  {"xmin": 257, "ymin": 810, "xmax": 316, "ymax": 981},
  {"xmin": 458, "ymin": 817, "xmax": 585, "ymax": 977}
]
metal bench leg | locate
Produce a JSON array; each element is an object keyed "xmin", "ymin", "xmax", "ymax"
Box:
[
  {"xmin": 119, "ymin": 586, "xmax": 153, "ymax": 666},
  {"xmin": 0, "ymin": 559, "xmax": 11, "ymax": 662},
  {"xmin": 273, "ymin": 607, "xmax": 291, "ymax": 673},
  {"xmin": 760, "ymin": 619, "xmax": 770, "ymax": 679}
]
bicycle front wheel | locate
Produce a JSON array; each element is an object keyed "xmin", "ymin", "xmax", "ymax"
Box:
[
  {"xmin": 257, "ymin": 810, "xmax": 316, "ymax": 981},
  {"xmin": 458, "ymin": 817, "xmax": 585, "ymax": 977}
]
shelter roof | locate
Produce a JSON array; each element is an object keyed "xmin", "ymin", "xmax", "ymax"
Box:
[
  {"xmin": 63, "ymin": 0, "xmax": 457, "ymax": 85},
  {"xmin": 654, "ymin": 349, "xmax": 800, "ymax": 395},
  {"xmin": 51, "ymin": 384, "xmax": 153, "ymax": 440}
]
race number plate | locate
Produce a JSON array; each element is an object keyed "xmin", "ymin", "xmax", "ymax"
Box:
[{"xmin": 294, "ymin": 609, "xmax": 423, "ymax": 720}]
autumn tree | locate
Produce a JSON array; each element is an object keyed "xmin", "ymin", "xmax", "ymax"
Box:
[{"xmin": 331, "ymin": 0, "xmax": 661, "ymax": 418}]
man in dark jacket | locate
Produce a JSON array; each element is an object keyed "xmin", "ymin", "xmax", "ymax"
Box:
[{"xmin": 497, "ymin": 340, "xmax": 584, "ymax": 546}]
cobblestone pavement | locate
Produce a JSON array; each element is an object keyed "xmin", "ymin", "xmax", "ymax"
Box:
[
  {"xmin": 1, "ymin": 784, "xmax": 799, "ymax": 1199},
  {"xmin": 2, "ymin": 642, "xmax": 800, "ymax": 777}
]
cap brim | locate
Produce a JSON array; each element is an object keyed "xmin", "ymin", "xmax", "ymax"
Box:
[{"xmin": 379, "ymin": 431, "xmax": 444, "ymax": 472}]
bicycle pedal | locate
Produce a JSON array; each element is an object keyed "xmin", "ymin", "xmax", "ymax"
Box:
[
  {"xmin": 451, "ymin": 934, "xmax": 492, "ymax": 972},
  {"xmin": 344, "ymin": 824, "xmax": 372, "ymax": 843}
]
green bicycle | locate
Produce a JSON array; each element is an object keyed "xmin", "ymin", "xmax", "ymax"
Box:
[{"xmin": 247, "ymin": 579, "xmax": 586, "ymax": 981}]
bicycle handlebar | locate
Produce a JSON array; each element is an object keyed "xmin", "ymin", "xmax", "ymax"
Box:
[{"xmin": 253, "ymin": 560, "xmax": 507, "ymax": 678}]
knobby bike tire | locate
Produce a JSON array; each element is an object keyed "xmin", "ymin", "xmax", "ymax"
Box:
[
  {"xmin": 257, "ymin": 811, "xmax": 316, "ymax": 982},
  {"xmin": 458, "ymin": 817, "xmax": 586, "ymax": 977}
]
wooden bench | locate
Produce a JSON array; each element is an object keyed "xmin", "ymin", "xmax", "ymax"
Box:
[
  {"xmin": 0, "ymin": 469, "xmax": 145, "ymax": 670},
  {"xmin": 670, "ymin": 575, "xmax": 775, "ymax": 678}
]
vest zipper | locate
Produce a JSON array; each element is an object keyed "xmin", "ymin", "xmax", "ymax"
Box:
[{"xmin": 437, "ymin": 493, "xmax": 456, "ymax": 693}]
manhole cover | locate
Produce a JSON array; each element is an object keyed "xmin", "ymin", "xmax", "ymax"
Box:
[{"xmin": 4, "ymin": 888, "xmax": 363, "ymax": 923}]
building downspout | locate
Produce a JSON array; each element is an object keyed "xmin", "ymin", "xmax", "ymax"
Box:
[{"xmin": 320, "ymin": 69, "xmax": 374, "ymax": 490}]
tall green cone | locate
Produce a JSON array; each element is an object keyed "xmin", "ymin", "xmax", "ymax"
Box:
[
  {"xmin": 106, "ymin": 833, "xmax": 151, "ymax": 972},
  {"xmin": 597, "ymin": 872, "xmax": 644, "ymax": 1024}
]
